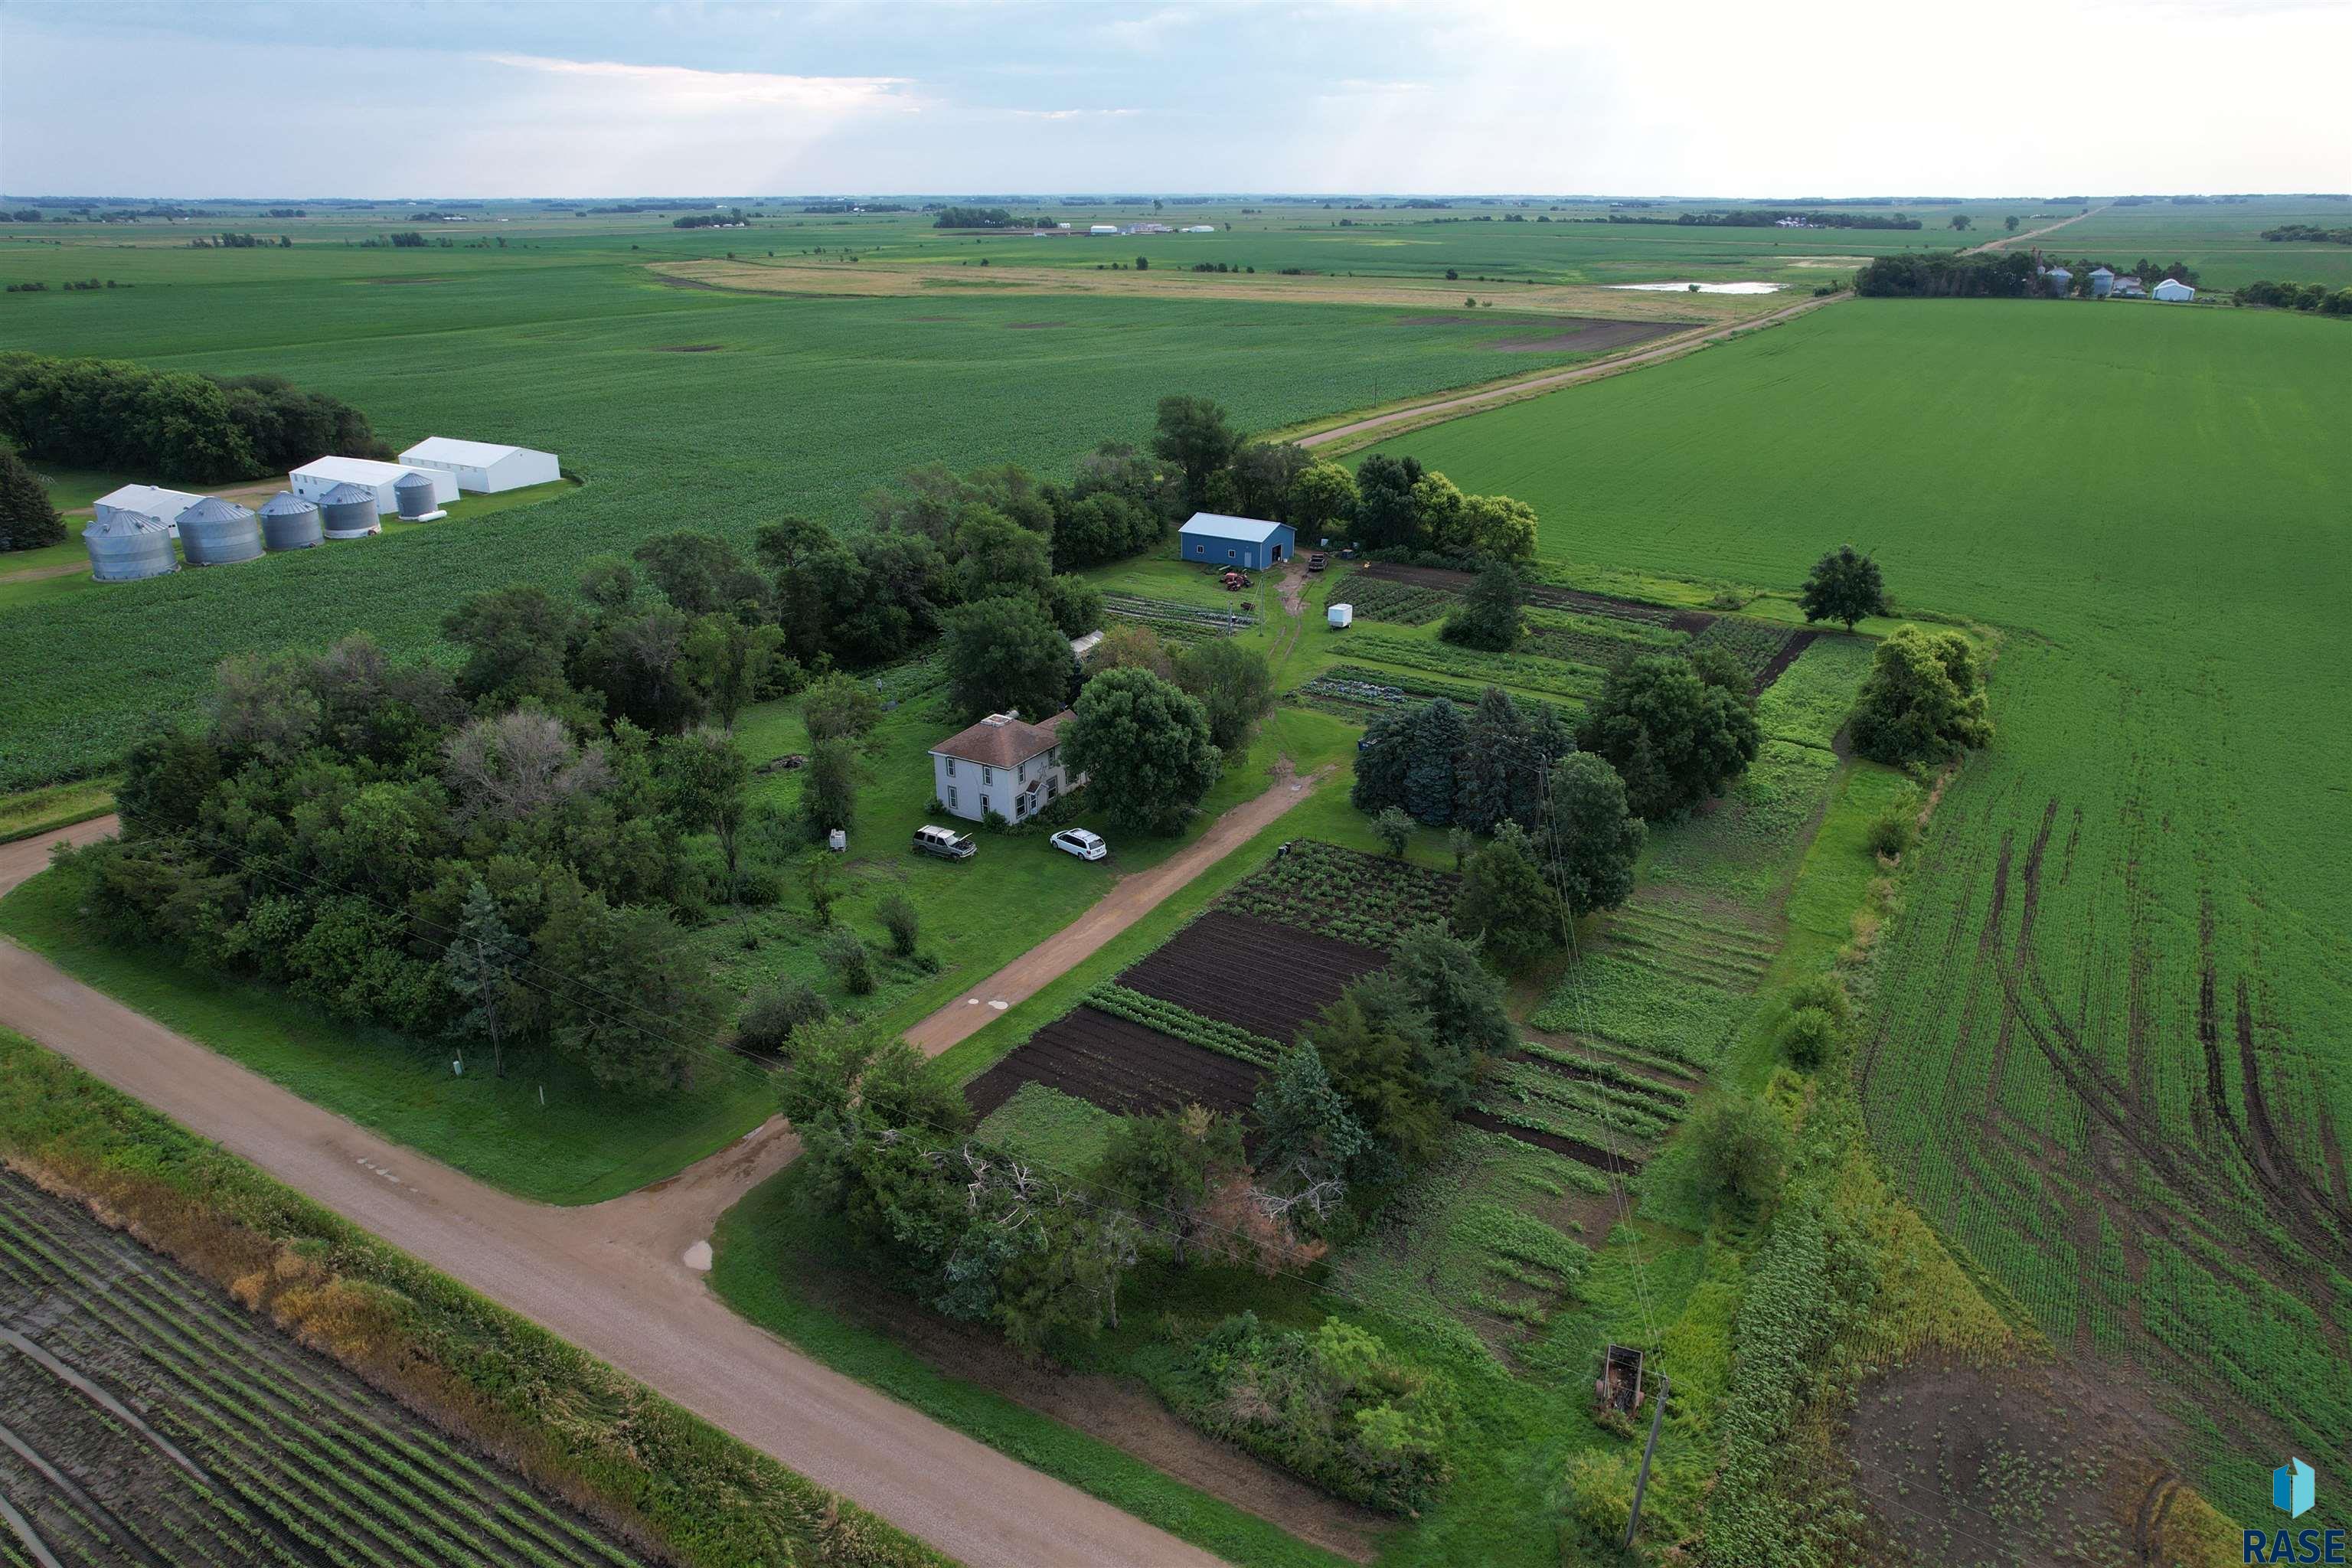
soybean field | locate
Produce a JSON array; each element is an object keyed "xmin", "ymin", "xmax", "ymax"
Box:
[{"xmin": 1360, "ymin": 297, "xmax": 2352, "ymax": 1519}]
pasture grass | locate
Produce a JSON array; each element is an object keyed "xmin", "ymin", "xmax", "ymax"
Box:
[{"xmin": 0, "ymin": 776, "xmax": 113, "ymax": 843}]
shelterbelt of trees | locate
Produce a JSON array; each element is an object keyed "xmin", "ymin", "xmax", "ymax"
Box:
[{"xmin": 0, "ymin": 352, "xmax": 390, "ymax": 485}]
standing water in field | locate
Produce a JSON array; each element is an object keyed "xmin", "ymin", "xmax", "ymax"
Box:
[{"xmin": 1608, "ymin": 280, "xmax": 1782, "ymax": 294}]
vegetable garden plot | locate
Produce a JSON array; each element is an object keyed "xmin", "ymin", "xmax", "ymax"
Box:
[
  {"xmin": 0, "ymin": 1169, "xmax": 642, "ymax": 1568},
  {"xmin": 1222, "ymin": 839, "xmax": 1461, "ymax": 950},
  {"xmin": 1116, "ymin": 910, "xmax": 1390, "ymax": 1043},
  {"xmin": 1099, "ymin": 592, "xmax": 1256, "ymax": 638},
  {"xmin": 1343, "ymin": 630, "xmax": 1606, "ymax": 703},
  {"xmin": 1292, "ymin": 665, "xmax": 1576, "ymax": 727},
  {"xmin": 1343, "ymin": 577, "xmax": 1452, "ymax": 626},
  {"xmin": 1355, "ymin": 562, "xmax": 1709, "ymax": 634},
  {"xmin": 961, "ymin": 1004, "xmax": 1266, "ymax": 1121}
]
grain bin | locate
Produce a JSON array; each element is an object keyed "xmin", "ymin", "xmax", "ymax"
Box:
[
  {"xmin": 393, "ymin": 470, "xmax": 439, "ymax": 521},
  {"xmin": 83, "ymin": 512, "xmax": 177, "ymax": 583},
  {"xmin": 318, "ymin": 481, "xmax": 380, "ymax": 539},
  {"xmin": 258, "ymin": 491, "xmax": 322, "ymax": 552},
  {"xmin": 175, "ymin": 497, "xmax": 263, "ymax": 567}
]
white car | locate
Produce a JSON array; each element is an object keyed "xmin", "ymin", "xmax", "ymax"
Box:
[{"xmin": 1050, "ymin": 828, "xmax": 1108, "ymax": 862}]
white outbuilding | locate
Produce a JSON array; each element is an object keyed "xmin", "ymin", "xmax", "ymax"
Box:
[
  {"xmin": 2152, "ymin": 278, "xmax": 2195, "ymax": 303},
  {"xmin": 93, "ymin": 484, "xmax": 204, "ymax": 538},
  {"xmin": 396, "ymin": 436, "xmax": 561, "ymax": 494},
  {"xmin": 289, "ymin": 456, "xmax": 458, "ymax": 516}
]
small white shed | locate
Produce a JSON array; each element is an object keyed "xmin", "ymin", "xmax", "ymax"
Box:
[
  {"xmin": 397, "ymin": 436, "xmax": 561, "ymax": 494},
  {"xmin": 1328, "ymin": 603, "xmax": 1354, "ymax": 629},
  {"xmin": 2152, "ymin": 279, "xmax": 2195, "ymax": 303},
  {"xmin": 291, "ymin": 456, "xmax": 458, "ymax": 515},
  {"xmin": 93, "ymin": 484, "xmax": 204, "ymax": 538}
]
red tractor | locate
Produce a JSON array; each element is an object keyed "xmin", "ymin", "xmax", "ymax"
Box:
[{"xmin": 1220, "ymin": 570, "xmax": 1253, "ymax": 591}]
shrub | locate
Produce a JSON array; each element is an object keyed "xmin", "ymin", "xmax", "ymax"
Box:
[
  {"xmin": 1689, "ymin": 1097, "xmax": 1787, "ymax": 1207},
  {"xmin": 1371, "ymin": 806, "xmax": 1413, "ymax": 858},
  {"xmin": 800, "ymin": 671, "xmax": 883, "ymax": 742},
  {"xmin": 735, "ymin": 982, "xmax": 828, "ymax": 1057},
  {"xmin": 1562, "ymin": 1448, "xmax": 1637, "ymax": 1549},
  {"xmin": 1864, "ymin": 805, "xmax": 1917, "ymax": 859},
  {"xmin": 1782, "ymin": 971, "xmax": 1852, "ymax": 1030},
  {"xmin": 1778, "ymin": 1006, "xmax": 1838, "ymax": 1070},
  {"xmin": 1159, "ymin": 1313, "xmax": 1458, "ymax": 1514},
  {"xmin": 876, "ymin": 892, "xmax": 920, "ymax": 957},
  {"xmin": 821, "ymin": 927, "xmax": 875, "ymax": 995}
]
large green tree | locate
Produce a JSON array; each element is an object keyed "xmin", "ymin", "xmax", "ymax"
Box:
[
  {"xmin": 1151, "ymin": 395, "xmax": 1243, "ymax": 511},
  {"xmin": 1404, "ymin": 698, "xmax": 1468, "ymax": 825},
  {"xmin": 1578, "ymin": 655, "xmax": 1762, "ymax": 820},
  {"xmin": 1454, "ymin": 822, "xmax": 1566, "ymax": 974},
  {"xmin": 1537, "ymin": 752, "xmax": 1644, "ymax": 915},
  {"xmin": 1173, "ymin": 638, "xmax": 1275, "ymax": 752},
  {"xmin": 1849, "ymin": 626, "xmax": 1993, "ymax": 765},
  {"xmin": 942, "ymin": 594, "xmax": 1073, "ymax": 721},
  {"xmin": 1061, "ymin": 666, "xmax": 1222, "ymax": 833},
  {"xmin": 1798, "ymin": 545, "xmax": 1890, "ymax": 631},
  {"xmin": 1287, "ymin": 461, "xmax": 1359, "ymax": 538},
  {"xmin": 1439, "ymin": 564, "xmax": 1526, "ymax": 652}
]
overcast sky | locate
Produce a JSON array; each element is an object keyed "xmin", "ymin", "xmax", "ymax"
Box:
[{"xmin": 5, "ymin": 0, "xmax": 2347, "ymax": 198}]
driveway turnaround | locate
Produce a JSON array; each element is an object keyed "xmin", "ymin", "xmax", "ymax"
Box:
[{"xmin": 0, "ymin": 820, "xmax": 1231, "ymax": 1568}]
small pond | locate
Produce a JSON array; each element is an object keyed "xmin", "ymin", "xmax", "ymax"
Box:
[{"xmin": 1606, "ymin": 280, "xmax": 1783, "ymax": 294}]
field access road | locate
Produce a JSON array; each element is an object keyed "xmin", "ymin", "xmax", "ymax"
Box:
[
  {"xmin": 0, "ymin": 816, "xmax": 1256, "ymax": 1568},
  {"xmin": 1295, "ymin": 289, "xmax": 1850, "ymax": 451},
  {"xmin": 1962, "ymin": 204, "xmax": 2105, "ymax": 257}
]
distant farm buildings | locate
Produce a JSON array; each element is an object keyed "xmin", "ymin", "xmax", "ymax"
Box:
[
  {"xmin": 2153, "ymin": 278, "xmax": 2195, "ymax": 302},
  {"xmin": 290, "ymin": 456, "xmax": 457, "ymax": 515},
  {"xmin": 82, "ymin": 512, "xmax": 176, "ymax": 582},
  {"xmin": 258, "ymin": 492, "xmax": 322, "ymax": 551},
  {"xmin": 1087, "ymin": 225, "xmax": 1120, "ymax": 237},
  {"xmin": 175, "ymin": 497, "xmax": 263, "ymax": 567},
  {"xmin": 1183, "ymin": 224, "xmax": 1217, "ymax": 234},
  {"xmin": 2043, "ymin": 266, "xmax": 2072, "ymax": 296},
  {"xmin": 2089, "ymin": 267, "xmax": 2115, "ymax": 299},
  {"xmin": 397, "ymin": 436, "xmax": 560, "ymax": 494}
]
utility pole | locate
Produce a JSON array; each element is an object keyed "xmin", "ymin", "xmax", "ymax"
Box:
[{"xmin": 1623, "ymin": 1373, "xmax": 1671, "ymax": 1550}]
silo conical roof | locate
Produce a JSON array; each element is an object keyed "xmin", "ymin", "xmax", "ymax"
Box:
[
  {"xmin": 259, "ymin": 490, "xmax": 318, "ymax": 517},
  {"xmin": 318, "ymin": 482, "xmax": 375, "ymax": 505},
  {"xmin": 175, "ymin": 495, "xmax": 256, "ymax": 526},
  {"xmin": 394, "ymin": 470, "xmax": 434, "ymax": 488}
]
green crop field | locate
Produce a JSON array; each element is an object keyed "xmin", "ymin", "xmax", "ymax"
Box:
[
  {"xmin": 2029, "ymin": 195, "xmax": 2352, "ymax": 289},
  {"xmin": 1357, "ymin": 296, "xmax": 2352, "ymax": 1517},
  {"xmin": 0, "ymin": 243, "xmax": 1754, "ymax": 789}
]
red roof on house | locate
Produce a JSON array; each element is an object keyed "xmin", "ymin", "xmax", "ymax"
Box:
[{"xmin": 929, "ymin": 710, "xmax": 1072, "ymax": 768}]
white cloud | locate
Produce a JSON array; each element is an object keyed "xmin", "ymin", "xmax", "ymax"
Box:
[{"xmin": 476, "ymin": 53, "xmax": 917, "ymax": 116}]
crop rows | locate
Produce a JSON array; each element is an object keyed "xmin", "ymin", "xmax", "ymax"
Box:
[
  {"xmin": 1601, "ymin": 891, "xmax": 1777, "ymax": 992},
  {"xmin": 1220, "ymin": 839, "xmax": 1461, "ymax": 949},
  {"xmin": 1341, "ymin": 630, "xmax": 1606, "ymax": 701},
  {"xmin": 1099, "ymin": 592, "xmax": 1255, "ymax": 637},
  {"xmin": 959, "ymin": 1005, "xmax": 1266, "ymax": 1122},
  {"xmin": 0, "ymin": 1170, "xmax": 639, "ymax": 1568},
  {"xmin": 1118, "ymin": 910, "xmax": 1390, "ymax": 1043},
  {"xmin": 1755, "ymin": 633, "xmax": 1876, "ymax": 750},
  {"xmin": 1083, "ymin": 983, "xmax": 1282, "ymax": 1068},
  {"xmin": 1340, "ymin": 577, "xmax": 1452, "ymax": 626},
  {"xmin": 1292, "ymin": 665, "xmax": 1576, "ymax": 727},
  {"xmin": 1688, "ymin": 616, "xmax": 1799, "ymax": 684}
]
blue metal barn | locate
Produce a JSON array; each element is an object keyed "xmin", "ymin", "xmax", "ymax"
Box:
[{"xmin": 1178, "ymin": 512, "xmax": 1296, "ymax": 571}]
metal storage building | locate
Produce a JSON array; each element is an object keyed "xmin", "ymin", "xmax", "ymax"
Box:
[
  {"xmin": 317, "ymin": 482, "xmax": 381, "ymax": 539},
  {"xmin": 396, "ymin": 436, "xmax": 560, "ymax": 494},
  {"xmin": 259, "ymin": 492, "xmax": 322, "ymax": 551},
  {"xmin": 175, "ymin": 497, "xmax": 263, "ymax": 566},
  {"xmin": 83, "ymin": 512, "xmax": 177, "ymax": 582},
  {"xmin": 2152, "ymin": 278, "xmax": 2195, "ymax": 302},
  {"xmin": 94, "ymin": 484, "xmax": 204, "ymax": 538},
  {"xmin": 289, "ymin": 456, "xmax": 457, "ymax": 515},
  {"xmin": 1178, "ymin": 511, "xmax": 1295, "ymax": 571}
]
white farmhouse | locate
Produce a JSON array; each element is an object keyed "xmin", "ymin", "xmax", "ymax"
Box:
[
  {"xmin": 928, "ymin": 710, "xmax": 1083, "ymax": 825},
  {"xmin": 93, "ymin": 483, "xmax": 204, "ymax": 537},
  {"xmin": 2152, "ymin": 278, "xmax": 2195, "ymax": 302},
  {"xmin": 397, "ymin": 436, "xmax": 561, "ymax": 494},
  {"xmin": 289, "ymin": 456, "xmax": 458, "ymax": 515}
]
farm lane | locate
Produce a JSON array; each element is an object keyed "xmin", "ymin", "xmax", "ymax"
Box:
[
  {"xmin": 903, "ymin": 761, "xmax": 1331, "ymax": 1056},
  {"xmin": 0, "ymin": 822, "xmax": 1230, "ymax": 1568},
  {"xmin": 1963, "ymin": 204, "xmax": 2106, "ymax": 256},
  {"xmin": 1295, "ymin": 289, "xmax": 1849, "ymax": 449}
]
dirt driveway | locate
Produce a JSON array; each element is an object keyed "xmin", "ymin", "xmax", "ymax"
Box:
[
  {"xmin": 903, "ymin": 762, "xmax": 1328, "ymax": 1056},
  {"xmin": 0, "ymin": 818, "xmax": 1233, "ymax": 1568}
]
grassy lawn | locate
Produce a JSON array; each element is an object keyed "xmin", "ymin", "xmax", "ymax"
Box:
[{"xmin": 0, "ymin": 867, "xmax": 773, "ymax": 1204}]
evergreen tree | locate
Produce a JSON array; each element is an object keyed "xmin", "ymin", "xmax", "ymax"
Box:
[
  {"xmin": 443, "ymin": 880, "xmax": 525, "ymax": 1077},
  {"xmin": 0, "ymin": 448, "xmax": 64, "ymax": 553},
  {"xmin": 1455, "ymin": 686, "xmax": 1530, "ymax": 834},
  {"xmin": 1403, "ymin": 698, "xmax": 1467, "ymax": 825},
  {"xmin": 1349, "ymin": 708, "xmax": 1414, "ymax": 815},
  {"xmin": 1253, "ymin": 1045, "xmax": 1371, "ymax": 1189},
  {"xmin": 1439, "ymin": 563, "xmax": 1525, "ymax": 651},
  {"xmin": 1387, "ymin": 922, "xmax": 1513, "ymax": 1102}
]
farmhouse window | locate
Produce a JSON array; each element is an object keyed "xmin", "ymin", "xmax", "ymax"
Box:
[
  {"xmin": 1227, "ymin": 548, "xmax": 1236, "ymax": 559},
  {"xmin": 945, "ymin": 757, "xmax": 957, "ymax": 776},
  {"xmin": 982, "ymin": 766, "xmax": 994, "ymax": 786},
  {"xmin": 948, "ymin": 786, "xmax": 958, "ymax": 812}
]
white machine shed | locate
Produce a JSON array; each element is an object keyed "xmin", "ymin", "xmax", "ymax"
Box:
[
  {"xmin": 397, "ymin": 436, "xmax": 561, "ymax": 494},
  {"xmin": 289, "ymin": 456, "xmax": 458, "ymax": 515}
]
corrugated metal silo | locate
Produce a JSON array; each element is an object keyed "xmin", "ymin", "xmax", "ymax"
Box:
[
  {"xmin": 175, "ymin": 497, "xmax": 264, "ymax": 567},
  {"xmin": 258, "ymin": 491, "xmax": 323, "ymax": 552},
  {"xmin": 83, "ymin": 513, "xmax": 178, "ymax": 583},
  {"xmin": 318, "ymin": 482, "xmax": 380, "ymax": 539},
  {"xmin": 394, "ymin": 471, "xmax": 438, "ymax": 521}
]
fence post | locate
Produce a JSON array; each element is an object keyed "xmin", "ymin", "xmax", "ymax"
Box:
[{"xmin": 1623, "ymin": 1373, "xmax": 1671, "ymax": 1550}]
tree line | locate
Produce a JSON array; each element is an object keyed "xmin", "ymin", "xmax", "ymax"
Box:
[
  {"xmin": 0, "ymin": 353, "xmax": 391, "ymax": 484},
  {"xmin": 2260, "ymin": 224, "xmax": 2352, "ymax": 246},
  {"xmin": 930, "ymin": 207, "xmax": 1047, "ymax": 230},
  {"xmin": 2238, "ymin": 279, "xmax": 2352, "ymax": 315},
  {"xmin": 1593, "ymin": 209, "xmax": 1922, "ymax": 230},
  {"xmin": 1852, "ymin": 250, "xmax": 2039, "ymax": 298}
]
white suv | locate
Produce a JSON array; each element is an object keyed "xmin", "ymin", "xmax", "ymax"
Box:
[{"xmin": 1050, "ymin": 828, "xmax": 1108, "ymax": 862}]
